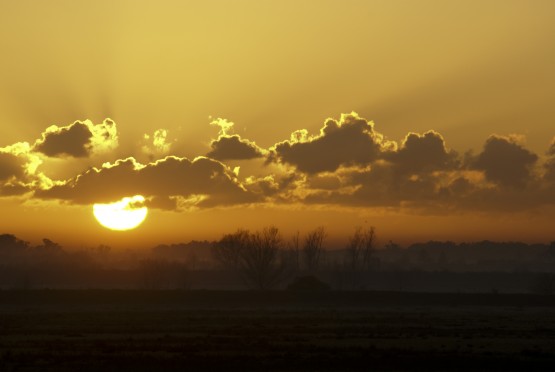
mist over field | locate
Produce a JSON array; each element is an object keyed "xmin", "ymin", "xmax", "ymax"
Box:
[{"xmin": 2, "ymin": 230, "xmax": 555, "ymax": 294}]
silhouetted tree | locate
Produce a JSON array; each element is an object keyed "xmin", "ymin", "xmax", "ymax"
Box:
[
  {"xmin": 212, "ymin": 226, "xmax": 287, "ymax": 290},
  {"xmin": 212, "ymin": 229, "xmax": 250, "ymax": 270},
  {"xmin": 36, "ymin": 239, "xmax": 62, "ymax": 254},
  {"xmin": 241, "ymin": 226, "xmax": 286, "ymax": 290},
  {"xmin": 0, "ymin": 234, "xmax": 29, "ymax": 252},
  {"xmin": 344, "ymin": 226, "xmax": 376, "ymax": 289},
  {"xmin": 346, "ymin": 226, "xmax": 375, "ymax": 270},
  {"xmin": 0, "ymin": 234, "xmax": 29, "ymax": 265},
  {"xmin": 32, "ymin": 238, "xmax": 65, "ymax": 265},
  {"xmin": 302, "ymin": 227, "xmax": 326, "ymax": 274}
]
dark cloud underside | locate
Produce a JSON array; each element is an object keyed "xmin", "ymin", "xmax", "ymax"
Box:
[
  {"xmin": 34, "ymin": 122, "xmax": 93, "ymax": 157},
  {"xmin": 0, "ymin": 112, "xmax": 552, "ymax": 214},
  {"xmin": 207, "ymin": 135, "xmax": 265, "ymax": 160},
  {"xmin": 36, "ymin": 156, "xmax": 259, "ymax": 209},
  {"xmin": 270, "ymin": 113, "xmax": 391, "ymax": 174},
  {"xmin": 472, "ymin": 135, "xmax": 538, "ymax": 189}
]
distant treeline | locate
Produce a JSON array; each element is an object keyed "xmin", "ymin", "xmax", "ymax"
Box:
[{"xmin": 1, "ymin": 230, "xmax": 554, "ymax": 293}]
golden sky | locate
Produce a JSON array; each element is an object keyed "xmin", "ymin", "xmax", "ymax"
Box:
[{"xmin": 1, "ymin": 1, "xmax": 554, "ymax": 248}]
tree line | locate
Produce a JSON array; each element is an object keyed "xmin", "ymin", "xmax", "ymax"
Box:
[
  {"xmin": 2, "ymin": 231, "xmax": 555, "ymax": 292},
  {"xmin": 211, "ymin": 226, "xmax": 377, "ymax": 290}
]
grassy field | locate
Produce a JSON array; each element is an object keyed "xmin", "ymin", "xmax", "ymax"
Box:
[{"xmin": 1, "ymin": 291, "xmax": 554, "ymax": 371}]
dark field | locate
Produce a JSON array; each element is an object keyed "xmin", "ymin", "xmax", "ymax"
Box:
[{"xmin": 1, "ymin": 291, "xmax": 555, "ymax": 371}]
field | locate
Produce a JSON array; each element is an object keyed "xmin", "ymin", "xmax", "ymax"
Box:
[{"xmin": 1, "ymin": 291, "xmax": 555, "ymax": 371}]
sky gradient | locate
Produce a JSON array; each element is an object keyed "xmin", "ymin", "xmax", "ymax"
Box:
[{"xmin": 1, "ymin": 1, "xmax": 554, "ymax": 249}]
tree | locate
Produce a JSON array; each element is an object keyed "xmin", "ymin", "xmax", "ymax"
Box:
[
  {"xmin": 346, "ymin": 226, "xmax": 375, "ymax": 271},
  {"xmin": 344, "ymin": 226, "xmax": 376, "ymax": 289},
  {"xmin": 242, "ymin": 226, "xmax": 286, "ymax": 290},
  {"xmin": 211, "ymin": 229, "xmax": 250, "ymax": 270},
  {"xmin": 0, "ymin": 234, "xmax": 29, "ymax": 252},
  {"xmin": 212, "ymin": 226, "xmax": 287, "ymax": 290},
  {"xmin": 33, "ymin": 238, "xmax": 65, "ymax": 265},
  {"xmin": 302, "ymin": 227, "xmax": 326, "ymax": 274},
  {"xmin": 0, "ymin": 234, "xmax": 29, "ymax": 265}
]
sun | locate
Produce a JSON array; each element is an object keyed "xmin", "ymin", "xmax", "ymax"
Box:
[{"xmin": 93, "ymin": 195, "xmax": 148, "ymax": 231}]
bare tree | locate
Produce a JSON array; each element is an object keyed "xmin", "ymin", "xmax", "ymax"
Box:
[
  {"xmin": 211, "ymin": 229, "xmax": 250, "ymax": 270},
  {"xmin": 345, "ymin": 226, "xmax": 375, "ymax": 270},
  {"xmin": 302, "ymin": 227, "xmax": 326, "ymax": 274},
  {"xmin": 241, "ymin": 226, "xmax": 286, "ymax": 290},
  {"xmin": 344, "ymin": 226, "xmax": 376, "ymax": 289},
  {"xmin": 212, "ymin": 226, "xmax": 287, "ymax": 290}
]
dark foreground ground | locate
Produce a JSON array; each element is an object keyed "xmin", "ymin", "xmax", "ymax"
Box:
[{"xmin": 1, "ymin": 291, "xmax": 555, "ymax": 371}]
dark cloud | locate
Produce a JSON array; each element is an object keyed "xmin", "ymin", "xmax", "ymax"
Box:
[
  {"xmin": 296, "ymin": 130, "xmax": 458, "ymax": 208},
  {"xmin": 285, "ymin": 129, "xmax": 550, "ymax": 212},
  {"xmin": 0, "ymin": 149, "xmax": 29, "ymax": 196},
  {"xmin": 301, "ymin": 166, "xmax": 542, "ymax": 213},
  {"xmin": 388, "ymin": 131, "xmax": 458, "ymax": 175},
  {"xmin": 244, "ymin": 172, "xmax": 300, "ymax": 199},
  {"xmin": 4, "ymin": 112, "xmax": 554, "ymax": 215},
  {"xmin": 269, "ymin": 113, "xmax": 394, "ymax": 174},
  {"xmin": 33, "ymin": 119, "xmax": 118, "ymax": 158},
  {"xmin": 0, "ymin": 183, "xmax": 29, "ymax": 196},
  {"xmin": 0, "ymin": 142, "xmax": 50, "ymax": 196},
  {"xmin": 0, "ymin": 151, "xmax": 30, "ymax": 196},
  {"xmin": 145, "ymin": 195, "xmax": 178, "ymax": 211},
  {"xmin": 0, "ymin": 152, "xmax": 25, "ymax": 182},
  {"xmin": 35, "ymin": 156, "xmax": 259, "ymax": 209},
  {"xmin": 268, "ymin": 114, "xmax": 456, "ymax": 179},
  {"xmin": 444, "ymin": 176, "xmax": 475, "ymax": 197},
  {"xmin": 472, "ymin": 135, "xmax": 538, "ymax": 189},
  {"xmin": 271, "ymin": 116, "xmax": 552, "ymax": 209},
  {"xmin": 207, "ymin": 135, "xmax": 265, "ymax": 160},
  {"xmin": 304, "ymin": 163, "xmax": 445, "ymax": 208},
  {"xmin": 306, "ymin": 174, "xmax": 343, "ymax": 191},
  {"xmin": 34, "ymin": 122, "xmax": 92, "ymax": 157}
]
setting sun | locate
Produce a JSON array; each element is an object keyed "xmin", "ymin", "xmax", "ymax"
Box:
[{"xmin": 93, "ymin": 195, "xmax": 148, "ymax": 231}]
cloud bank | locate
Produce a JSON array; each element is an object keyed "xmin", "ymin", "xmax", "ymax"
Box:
[
  {"xmin": 36, "ymin": 156, "xmax": 259, "ymax": 210},
  {"xmin": 1, "ymin": 114, "xmax": 554, "ymax": 214}
]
